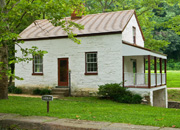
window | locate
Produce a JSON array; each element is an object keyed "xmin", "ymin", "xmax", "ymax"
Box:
[
  {"xmin": 133, "ymin": 26, "xmax": 136, "ymax": 44},
  {"xmin": 85, "ymin": 52, "xmax": 98, "ymax": 75},
  {"xmin": 32, "ymin": 55, "xmax": 43, "ymax": 75}
]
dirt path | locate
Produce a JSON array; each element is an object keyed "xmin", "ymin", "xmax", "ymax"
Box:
[
  {"xmin": 167, "ymin": 88, "xmax": 180, "ymax": 90},
  {"xmin": 8, "ymin": 94, "xmax": 59, "ymax": 99},
  {"xmin": 8, "ymin": 94, "xmax": 42, "ymax": 98}
]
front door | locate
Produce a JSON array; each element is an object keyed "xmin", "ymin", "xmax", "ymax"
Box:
[{"xmin": 58, "ymin": 58, "xmax": 68, "ymax": 86}]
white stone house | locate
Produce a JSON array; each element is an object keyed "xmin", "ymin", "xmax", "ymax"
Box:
[{"xmin": 16, "ymin": 10, "xmax": 167, "ymax": 107}]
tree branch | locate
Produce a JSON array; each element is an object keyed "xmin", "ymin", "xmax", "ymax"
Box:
[
  {"xmin": 4, "ymin": 0, "xmax": 20, "ymax": 14},
  {"xmin": 6, "ymin": 0, "xmax": 10, "ymax": 6},
  {"xmin": 104, "ymin": 0, "xmax": 108, "ymax": 11},
  {"xmin": 85, "ymin": 0, "xmax": 91, "ymax": 11},
  {"xmin": 108, "ymin": 0, "xmax": 114, "ymax": 7},
  {"xmin": 15, "ymin": 0, "xmax": 35, "ymax": 29},
  {"xmin": 98, "ymin": 0, "xmax": 104, "ymax": 12},
  {"xmin": 137, "ymin": 8, "xmax": 151, "ymax": 16},
  {"xmin": 15, "ymin": 11, "xmax": 27, "ymax": 29}
]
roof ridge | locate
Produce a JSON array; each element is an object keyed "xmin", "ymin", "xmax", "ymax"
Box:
[{"xmin": 28, "ymin": 10, "xmax": 135, "ymax": 22}]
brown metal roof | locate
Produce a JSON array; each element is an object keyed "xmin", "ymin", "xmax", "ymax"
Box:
[{"xmin": 19, "ymin": 10, "xmax": 135, "ymax": 40}]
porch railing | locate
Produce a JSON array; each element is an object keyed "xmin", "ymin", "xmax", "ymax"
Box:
[
  {"xmin": 124, "ymin": 72, "xmax": 166, "ymax": 88},
  {"xmin": 162, "ymin": 73, "xmax": 166, "ymax": 84}
]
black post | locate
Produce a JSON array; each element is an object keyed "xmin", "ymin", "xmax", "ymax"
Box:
[
  {"xmin": 47, "ymin": 101, "xmax": 49, "ymax": 113},
  {"xmin": 69, "ymin": 71, "xmax": 71, "ymax": 96},
  {"xmin": 148, "ymin": 55, "xmax": 151, "ymax": 88}
]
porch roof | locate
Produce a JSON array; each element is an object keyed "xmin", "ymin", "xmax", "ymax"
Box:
[{"xmin": 122, "ymin": 42, "xmax": 167, "ymax": 59}]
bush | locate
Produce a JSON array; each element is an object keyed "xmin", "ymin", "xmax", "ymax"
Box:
[
  {"xmin": 40, "ymin": 89, "xmax": 51, "ymax": 95},
  {"xmin": 8, "ymin": 86, "xmax": 16, "ymax": 93},
  {"xmin": 14, "ymin": 88, "xmax": 22, "ymax": 94},
  {"xmin": 33, "ymin": 88, "xmax": 41, "ymax": 95},
  {"xmin": 98, "ymin": 83, "xmax": 142, "ymax": 104},
  {"xmin": 33, "ymin": 88, "xmax": 51, "ymax": 95},
  {"xmin": 8, "ymin": 86, "xmax": 22, "ymax": 94},
  {"xmin": 132, "ymin": 94, "xmax": 143, "ymax": 104}
]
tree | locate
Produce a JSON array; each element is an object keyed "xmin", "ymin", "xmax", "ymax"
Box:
[{"xmin": 0, "ymin": 0, "xmax": 84, "ymax": 99}]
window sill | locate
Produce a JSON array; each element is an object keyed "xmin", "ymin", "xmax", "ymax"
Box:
[
  {"xmin": 32, "ymin": 73, "xmax": 43, "ymax": 75},
  {"xmin": 84, "ymin": 73, "xmax": 98, "ymax": 75}
]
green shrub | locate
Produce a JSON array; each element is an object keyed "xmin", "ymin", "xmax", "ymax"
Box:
[
  {"xmin": 8, "ymin": 86, "xmax": 22, "ymax": 94},
  {"xmin": 98, "ymin": 83, "xmax": 142, "ymax": 104},
  {"xmin": 40, "ymin": 89, "xmax": 51, "ymax": 95},
  {"xmin": 33, "ymin": 88, "xmax": 41, "ymax": 95},
  {"xmin": 8, "ymin": 86, "xmax": 16, "ymax": 93},
  {"xmin": 33, "ymin": 88, "xmax": 51, "ymax": 95},
  {"xmin": 14, "ymin": 88, "xmax": 22, "ymax": 94},
  {"xmin": 132, "ymin": 94, "xmax": 143, "ymax": 104}
]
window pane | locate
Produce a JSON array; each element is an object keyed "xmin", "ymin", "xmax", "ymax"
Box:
[
  {"xmin": 35, "ymin": 65, "xmax": 39, "ymax": 72},
  {"xmin": 35, "ymin": 65, "xmax": 43, "ymax": 73},
  {"xmin": 34, "ymin": 55, "xmax": 43, "ymax": 73},
  {"xmin": 87, "ymin": 63, "xmax": 97, "ymax": 72},
  {"xmin": 40, "ymin": 65, "xmax": 43, "ymax": 72},
  {"xmin": 86, "ymin": 52, "xmax": 97, "ymax": 73},
  {"xmin": 39, "ymin": 56, "xmax": 43, "ymax": 63},
  {"xmin": 34, "ymin": 56, "xmax": 38, "ymax": 63},
  {"xmin": 87, "ymin": 53, "xmax": 97, "ymax": 63},
  {"xmin": 87, "ymin": 64, "xmax": 91, "ymax": 72}
]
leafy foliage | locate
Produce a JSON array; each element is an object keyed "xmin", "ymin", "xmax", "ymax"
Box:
[
  {"xmin": 33, "ymin": 88, "xmax": 51, "ymax": 95},
  {"xmin": 98, "ymin": 83, "xmax": 142, "ymax": 104},
  {"xmin": 0, "ymin": 0, "xmax": 85, "ymax": 99},
  {"xmin": 8, "ymin": 86, "xmax": 22, "ymax": 94},
  {"xmin": 0, "ymin": 0, "xmax": 85, "ymax": 80}
]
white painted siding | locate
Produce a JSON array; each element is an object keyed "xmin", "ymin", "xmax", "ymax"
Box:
[
  {"xmin": 122, "ymin": 14, "xmax": 144, "ymax": 47},
  {"xmin": 124, "ymin": 56, "xmax": 144, "ymax": 73},
  {"xmin": 15, "ymin": 34, "xmax": 123, "ymax": 92},
  {"xmin": 124, "ymin": 56, "xmax": 144, "ymax": 86}
]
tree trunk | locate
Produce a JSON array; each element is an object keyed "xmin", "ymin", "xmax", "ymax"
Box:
[
  {"xmin": 0, "ymin": 44, "xmax": 9, "ymax": 99},
  {"xmin": 8, "ymin": 63, "xmax": 14, "ymax": 87}
]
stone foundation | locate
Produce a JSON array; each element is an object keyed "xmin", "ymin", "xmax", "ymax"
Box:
[
  {"xmin": 71, "ymin": 88, "xmax": 98, "ymax": 97},
  {"xmin": 168, "ymin": 101, "xmax": 180, "ymax": 109}
]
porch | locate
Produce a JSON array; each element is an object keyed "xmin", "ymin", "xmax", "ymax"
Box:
[
  {"xmin": 122, "ymin": 42, "xmax": 168, "ymax": 108},
  {"xmin": 122, "ymin": 42, "xmax": 167, "ymax": 89}
]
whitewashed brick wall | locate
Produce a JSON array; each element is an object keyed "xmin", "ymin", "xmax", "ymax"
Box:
[
  {"xmin": 15, "ymin": 34, "xmax": 123, "ymax": 92},
  {"xmin": 122, "ymin": 14, "xmax": 144, "ymax": 47}
]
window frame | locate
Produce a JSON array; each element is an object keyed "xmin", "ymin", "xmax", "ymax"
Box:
[
  {"xmin": 133, "ymin": 26, "xmax": 136, "ymax": 44},
  {"xmin": 85, "ymin": 52, "xmax": 98, "ymax": 75},
  {"xmin": 32, "ymin": 55, "xmax": 43, "ymax": 75}
]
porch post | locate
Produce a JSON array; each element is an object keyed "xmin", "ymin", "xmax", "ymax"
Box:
[
  {"xmin": 160, "ymin": 58, "xmax": 162, "ymax": 85},
  {"xmin": 164, "ymin": 59, "xmax": 167, "ymax": 85},
  {"xmin": 154, "ymin": 57, "xmax": 157, "ymax": 87},
  {"xmin": 123, "ymin": 56, "xmax": 124, "ymax": 87},
  {"xmin": 144, "ymin": 57, "xmax": 145, "ymax": 73},
  {"xmin": 148, "ymin": 55, "xmax": 151, "ymax": 88},
  {"xmin": 144, "ymin": 57, "xmax": 146, "ymax": 85}
]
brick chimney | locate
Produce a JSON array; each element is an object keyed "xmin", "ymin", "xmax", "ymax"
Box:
[
  {"xmin": 71, "ymin": 10, "xmax": 82, "ymax": 20},
  {"xmin": 71, "ymin": 3, "xmax": 84, "ymax": 20}
]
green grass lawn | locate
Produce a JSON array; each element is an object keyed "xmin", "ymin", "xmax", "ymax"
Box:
[
  {"xmin": 0, "ymin": 96, "xmax": 180, "ymax": 128},
  {"xmin": 167, "ymin": 70, "xmax": 180, "ymax": 88},
  {"xmin": 168, "ymin": 89, "xmax": 180, "ymax": 102}
]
